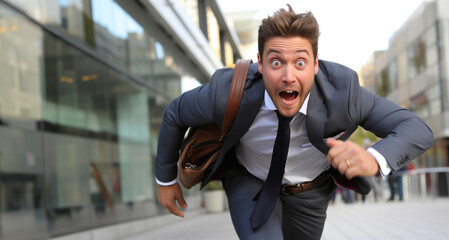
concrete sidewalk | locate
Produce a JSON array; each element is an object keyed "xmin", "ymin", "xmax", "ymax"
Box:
[
  {"xmin": 323, "ymin": 199, "xmax": 449, "ymax": 239},
  {"xmin": 125, "ymin": 198, "xmax": 449, "ymax": 240}
]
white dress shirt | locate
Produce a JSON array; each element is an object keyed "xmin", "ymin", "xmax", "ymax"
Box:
[{"xmin": 236, "ymin": 91, "xmax": 330, "ymax": 184}]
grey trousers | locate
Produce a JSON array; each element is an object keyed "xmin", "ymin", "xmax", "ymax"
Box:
[{"xmin": 222, "ymin": 163, "xmax": 336, "ymax": 240}]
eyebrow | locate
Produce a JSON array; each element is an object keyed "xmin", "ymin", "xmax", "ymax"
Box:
[{"xmin": 266, "ymin": 49, "xmax": 310, "ymax": 56}]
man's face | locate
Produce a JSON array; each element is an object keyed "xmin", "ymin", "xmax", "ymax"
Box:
[{"xmin": 258, "ymin": 36, "xmax": 319, "ymax": 117}]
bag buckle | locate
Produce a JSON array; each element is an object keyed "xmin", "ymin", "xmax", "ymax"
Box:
[
  {"xmin": 185, "ymin": 163, "xmax": 197, "ymax": 169},
  {"xmin": 281, "ymin": 183, "xmax": 303, "ymax": 195}
]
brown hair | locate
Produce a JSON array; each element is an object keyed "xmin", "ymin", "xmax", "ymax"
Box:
[{"xmin": 258, "ymin": 5, "xmax": 320, "ymax": 62}]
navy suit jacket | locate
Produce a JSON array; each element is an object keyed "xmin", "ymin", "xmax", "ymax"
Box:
[{"xmin": 155, "ymin": 60, "xmax": 433, "ymax": 189}]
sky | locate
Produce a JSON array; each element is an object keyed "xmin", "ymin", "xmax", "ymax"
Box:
[{"xmin": 218, "ymin": 0, "xmax": 428, "ymax": 71}]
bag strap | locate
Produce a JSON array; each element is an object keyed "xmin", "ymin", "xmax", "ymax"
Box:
[{"xmin": 221, "ymin": 59, "xmax": 252, "ymax": 139}]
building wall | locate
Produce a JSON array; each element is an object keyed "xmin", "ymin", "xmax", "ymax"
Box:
[
  {"xmin": 363, "ymin": 0, "xmax": 449, "ymax": 168},
  {"xmin": 0, "ymin": 0, "xmax": 237, "ymax": 239}
]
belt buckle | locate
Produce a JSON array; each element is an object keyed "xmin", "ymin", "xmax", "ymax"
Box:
[{"xmin": 281, "ymin": 183, "xmax": 303, "ymax": 196}]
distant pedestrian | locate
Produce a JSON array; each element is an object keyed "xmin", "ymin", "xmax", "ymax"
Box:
[{"xmin": 388, "ymin": 166, "xmax": 407, "ymax": 201}]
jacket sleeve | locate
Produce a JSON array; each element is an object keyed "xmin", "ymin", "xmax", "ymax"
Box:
[
  {"xmin": 154, "ymin": 67, "xmax": 234, "ymax": 183},
  {"xmin": 348, "ymin": 71, "xmax": 434, "ymax": 171}
]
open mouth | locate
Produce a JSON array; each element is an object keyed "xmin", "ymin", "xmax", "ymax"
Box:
[{"xmin": 279, "ymin": 90, "xmax": 298, "ymax": 103}]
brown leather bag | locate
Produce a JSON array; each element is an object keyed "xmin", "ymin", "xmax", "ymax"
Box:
[{"xmin": 178, "ymin": 59, "xmax": 252, "ymax": 189}]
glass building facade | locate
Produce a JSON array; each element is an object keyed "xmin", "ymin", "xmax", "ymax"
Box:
[
  {"xmin": 0, "ymin": 0, "xmax": 240, "ymax": 239},
  {"xmin": 361, "ymin": 0, "xmax": 449, "ymax": 169}
]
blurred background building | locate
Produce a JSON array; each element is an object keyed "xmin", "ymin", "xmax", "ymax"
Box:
[
  {"xmin": 0, "ymin": 0, "xmax": 448, "ymax": 239},
  {"xmin": 0, "ymin": 0, "xmax": 241, "ymax": 239},
  {"xmin": 360, "ymin": 0, "xmax": 448, "ymax": 171}
]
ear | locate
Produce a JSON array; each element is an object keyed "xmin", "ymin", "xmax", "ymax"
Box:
[
  {"xmin": 257, "ymin": 53, "xmax": 263, "ymax": 74},
  {"xmin": 314, "ymin": 55, "xmax": 319, "ymax": 75}
]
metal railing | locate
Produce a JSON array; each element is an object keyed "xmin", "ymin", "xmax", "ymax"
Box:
[{"xmin": 396, "ymin": 167, "xmax": 449, "ymax": 200}]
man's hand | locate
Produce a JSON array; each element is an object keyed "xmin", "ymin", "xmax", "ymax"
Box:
[
  {"xmin": 326, "ymin": 138, "xmax": 379, "ymax": 179},
  {"xmin": 157, "ymin": 183, "xmax": 187, "ymax": 217}
]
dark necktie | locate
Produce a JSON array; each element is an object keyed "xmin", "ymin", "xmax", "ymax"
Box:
[{"xmin": 250, "ymin": 111, "xmax": 292, "ymax": 230}]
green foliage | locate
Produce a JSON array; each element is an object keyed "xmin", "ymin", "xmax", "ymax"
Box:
[
  {"xmin": 349, "ymin": 126, "xmax": 379, "ymax": 147},
  {"xmin": 203, "ymin": 181, "xmax": 223, "ymax": 191}
]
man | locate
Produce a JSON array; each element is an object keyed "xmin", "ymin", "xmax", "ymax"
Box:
[{"xmin": 155, "ymin": 6, "xmax": 433, "ymax": 240}]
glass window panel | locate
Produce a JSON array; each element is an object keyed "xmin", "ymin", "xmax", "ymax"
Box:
[
  {"xmin": 128, "ymin": 28, "xmax": 152, "ymax": 80},
  {"xmin": 407, "ymin": 46, "xmax": 417, "ymax": 79},
  {"xmin": 1, "ymin": 0, "xmax": 201, "ymax": 237},
  {"xmin": 376, "ymin": 67, "xmax": 390, "ymax": 97},
  {"xmin": 0, "ymin": 127, "xmax": 48, "ymax": 239},
  {"xmin": 0, "ymin": 4, "xmax": 47, "ymax": 238},
  {"xmin": 408, "ymin": 36, "xmax": 427, "ymax": 79},
  {"xmin": 154, "ymin": 41, "xmax": 164, "ymax": 59},
  {"xmin": 43, "ymin": 32, "xmax": 111, "ymax": 133},
  {"xmin": 105, "ymin": 73, "xmax": 153, "ymax": 203},
  {"xmin": 59, "ymin": 0, "xmax": 85, "ymax": 40},
  {"xmin": 0, "ymin": 4, "xmax": 43, "ymax": 121},
  {"xmin": 206, "ymin": 7, "xmax": 220, "ymax": 60},
  {"xmin": 44, "ymin": 132, "xmax": 94, "ymax": 235},
  {"xmin": 43, "ymin": 35, "xmax": 85, "ymax": 129},
  {"xmin": 11, "ymin": 0, "xmax": 61, "ymax": 25},
  {"xmin": 90, "ymin": 0, "xmax": 185, "ymax": 97},
  {"xmin": 397, "ymin": 51, "xmax": 408, "ymax": 87},
  {"xmin": 41, "ymin": 27, "xmax": 157, "ymax": 234},
  {"xmin": 388, "ymin": 60, "xmax": 398, "ymax": 91},
  {"xmin": 224, "ymin": 40, "xmax": 234, "ymax": 67},
  {"xmin": 416, "ymin": 37, "xmax": 427, "ymax": 73},
  {"xmin": 92, "ymin": 0, "xmax": 130, "ymax": 70},
  {"xmin": 426, "ymin": 44, "xmax": 438, "ymax": 67}
]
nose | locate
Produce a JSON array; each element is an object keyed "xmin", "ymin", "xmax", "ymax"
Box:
[{"xmin": 282, "ymin": 65, "xmax": 295, "ymax": 83}]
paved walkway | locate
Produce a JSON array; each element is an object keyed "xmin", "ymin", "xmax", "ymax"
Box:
[{"xmin": 125, "ymin": 198, "xmax": 449, "ymax": 240}]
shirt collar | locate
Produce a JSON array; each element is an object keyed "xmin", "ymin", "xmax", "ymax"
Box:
[{"xmin": 264, "ymin": 90, "xmax": 309, "ymax": 115}]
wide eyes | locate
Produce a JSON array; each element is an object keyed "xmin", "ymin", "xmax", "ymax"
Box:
[
  {"xmin": 272, "ymin": 60, "xmax": 281, "ymax": 67},
  {"xmin": 296, "ymin": 60, "xmax": 305, "ymax": 67},
  {"xmin": 270, "ymin": 60, "xmax": 306, "ymax": 68},
  {"xmin": 271, "ymin": 60, "xmax": 305, "ymax": 67}
]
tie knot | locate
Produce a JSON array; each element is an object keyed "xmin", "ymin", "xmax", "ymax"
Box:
[{"xmin": 276, "ymin": 111, "xmax": 293, "ymax": 125}]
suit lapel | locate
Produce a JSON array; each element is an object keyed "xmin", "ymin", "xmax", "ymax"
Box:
[{"xmin": 306, "ymin": 82, "xmax": 330, "ymax": 154}]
